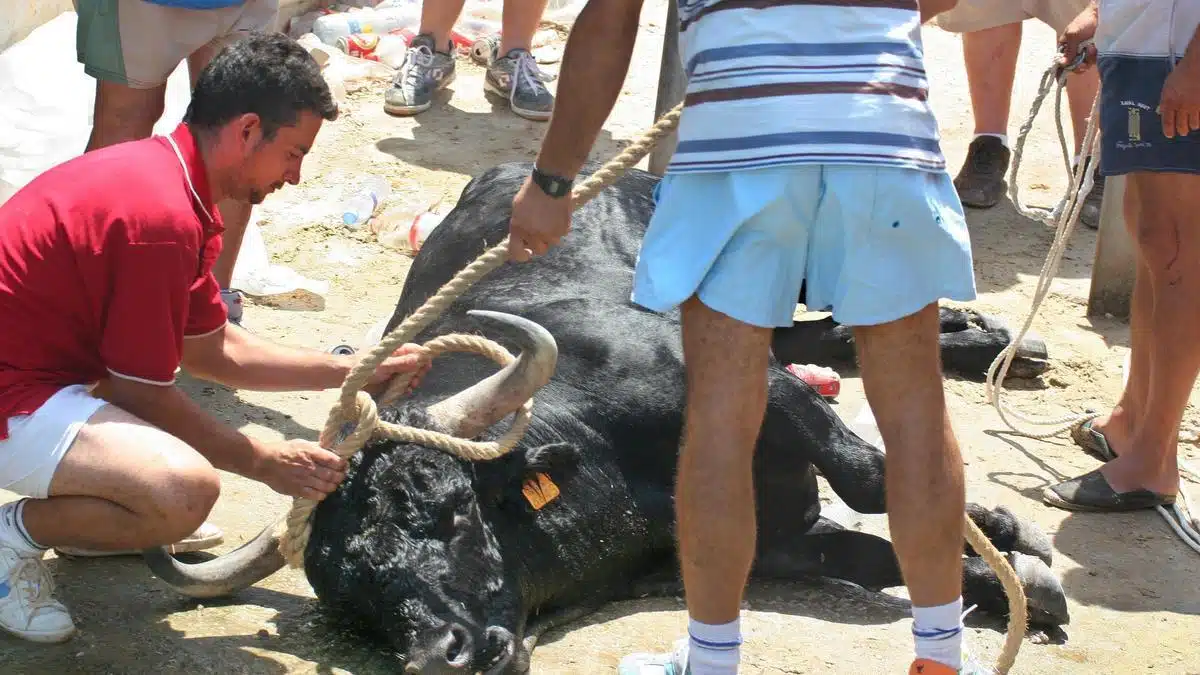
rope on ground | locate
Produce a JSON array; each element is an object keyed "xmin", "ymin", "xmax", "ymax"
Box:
[
  {"xmin": 273, "ymin": 99, "xmax": 1029, "ymax": 673},
  {"xmin": 987, "ymin": 53, "xmax": 1200, "ymax": 555}
]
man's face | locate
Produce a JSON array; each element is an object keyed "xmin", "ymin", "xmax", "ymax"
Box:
[{"xmin": 228, "ymin": 111, "xmax": 323, "ymax": 204}]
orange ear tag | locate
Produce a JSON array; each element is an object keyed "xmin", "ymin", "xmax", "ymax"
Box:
[{"xmin": 522, "ymin": 473, "xmax": 560, "ymax": 510}]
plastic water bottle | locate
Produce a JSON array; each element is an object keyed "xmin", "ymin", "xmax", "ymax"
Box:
[
  {"xmin": 341, "ymin": 175, "xmax": 391, "ymax": 228},
  {"xmin": 312, "ymin": 6, "xmax": 421, "ymax": 46}
]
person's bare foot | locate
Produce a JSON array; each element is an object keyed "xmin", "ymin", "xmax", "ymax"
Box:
[{"xmin": 1100, "ymin": 452, "xmax": 1180, "ymax": 497}]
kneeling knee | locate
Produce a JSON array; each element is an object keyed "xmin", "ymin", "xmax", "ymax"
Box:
[{"xmin": 150, "ymin": 468, "xmax": 221, "ymax": 541}]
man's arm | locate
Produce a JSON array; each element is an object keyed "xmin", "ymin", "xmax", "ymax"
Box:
[
  {"xmin": 532, "ymin": 0, "xmax": 646, "ymax": 178},
  {"xmin": 181, "ymin": 323, "xmax": 430, "ymax": 394},
  {"xmin": 1160, "ymin": 20, "xmax": 1200, "ymax": 138},
  {"xmin": 93, "ymin": 375, "xmax": 345, "ymax": 500},
  {"xmin": 506, "ymin": 0, "xmax": 646, "ymax": 261},
  {"xmin": 182, "ymin": 323, "xmax": 351, "ymax": 391}
]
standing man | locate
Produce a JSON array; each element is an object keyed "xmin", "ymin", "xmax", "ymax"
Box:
[
  {"xmin": 0, "ymin": 32, "xmax": 429, "ymax": 644},
  {"xmin": 933, "ymin": 0, "xmax": 1106, "ymax": 228},
  {"xmin": 382, "ymin": 0, "xmax": 555, "ymax": 121},
  {"xmin": 1046, "ymin": 2, "xmax": 1200, "ymax": 512},
  {"xmin": 74, "ymin": 0, "xmax": 282, "ymax": 323},
  {"xmin": 508, "ymin": 1, "xmax": 987, "ymax": 674}
]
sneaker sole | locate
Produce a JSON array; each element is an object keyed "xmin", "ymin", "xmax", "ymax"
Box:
[
  {"xmin": 482, "ymin": 78, "xmax": 552, "ymax": 121},
  {"xmin": 0, "ymin": 622, "xmax": 76, "ymax": 643},
  {"xmin": 384, "ymin": 71, "xmax": 456, "ymax": 117}
]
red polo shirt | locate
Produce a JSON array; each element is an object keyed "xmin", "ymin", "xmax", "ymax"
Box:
[{"xmin": 0, "ymin": 123, "xmax": 228, "ymax": 439}]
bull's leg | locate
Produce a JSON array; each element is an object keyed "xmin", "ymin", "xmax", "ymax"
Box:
[
  {"xmin": 770, "ymin": 306, "xmax": 1049, "ymax": 379},
  {"xmin": 752, "ymin": 520, "xmax": 1069, "ymax": 626}
]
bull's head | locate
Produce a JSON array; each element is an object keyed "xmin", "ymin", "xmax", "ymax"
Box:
[{"xmin": 142, "ymin": 310, "xmax": 561, "ymax": 672}]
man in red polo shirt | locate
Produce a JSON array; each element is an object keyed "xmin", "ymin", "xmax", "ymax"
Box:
[{"xmin": 0, "ymin": 32, "xmax": 430, "ymax": 644}]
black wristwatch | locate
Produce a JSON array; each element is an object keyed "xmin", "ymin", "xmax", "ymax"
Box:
[{"xmin": 531, "ymin": 166, "xmax": 573, "ymax": 199}]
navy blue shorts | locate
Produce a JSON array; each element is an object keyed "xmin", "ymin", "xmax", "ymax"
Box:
[{"xmin": 1098, "ymin": 55, "xmax": 1200, "ymax": 176}]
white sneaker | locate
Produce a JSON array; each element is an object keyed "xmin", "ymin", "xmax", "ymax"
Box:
[{"xmin": 0, "ymin": 546, "xmax": 75, "ymax": 643}]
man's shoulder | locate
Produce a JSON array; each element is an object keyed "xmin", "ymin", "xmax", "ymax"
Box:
[{"xmin": 50, "ymin": 138, "xmax": 191, "ymax": 230}]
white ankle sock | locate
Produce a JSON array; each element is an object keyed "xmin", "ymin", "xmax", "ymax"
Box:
[
  {"xmin": 687, "ymin": 617, "xmax": 741, "ymax": 675},
  {"xmin": 0, "ymin": 499, "xmax": 47, "ymax": 556},
  {"xmin": 974, "ymin": 132, "xmax": 1009, "ymax": 148},
  {"xmin": 912, "ymin": 597, "xmax": 964, "ymax": 669}
]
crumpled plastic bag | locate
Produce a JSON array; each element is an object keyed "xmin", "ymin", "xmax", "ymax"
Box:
[{"xmin": 231, "ymin": 217, "xmax": 330, "ymax": 309}]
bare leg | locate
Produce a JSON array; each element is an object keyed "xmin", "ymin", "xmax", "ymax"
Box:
[
  {"xmin": 1065, "ymin": 67, "xmax": 1102, "ymax": 154},
  {"xmin": 955, "ymin": 24, "xmax": 1022, "ymax": 208},
  {"xmin": 853, "ymin": 303, "xmax": 965, "ymax": 607},
  {"xmin": 1089, "ymin": 180, "xmax": 1153, "ymax": 455},
  {"xmin": 419, "ymin": 0, "xmax": 469, "ymax": 49},
  {"xmin": 677, "ymin": 296, "xmax": 773, "ymax": 623},
  {"xmin": 499, "ymin": 0, "xmax": 551, "ymax": 54},
  {"xmin": 1100, "ymin": 172, "xmax": 1200, "ymax": 496},
  {"xmin": 21, "ymin": 405, "xmax": 221, "ymax": 550},
  {"xmin": 963, "ymin": 23, "xmax": 1021, "ymax": 137},
  {"xmin": 85, "ymin": 81, "xmax": 165, "ymax": 152}
]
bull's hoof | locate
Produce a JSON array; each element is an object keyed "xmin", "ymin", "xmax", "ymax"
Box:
[
  {"xmin": 1009, "ymin": 332, "xmax": 1050, "ymax": 379},
  {"xmin": 1009, "ymin": 552, "xmax": 1070, "ymax": 626},
  {"xmin": 964, "ymin": 310, "xmax": 1051, "ymax": 379},
  {"xmin": 996, "ymin": 505, "xmax": 1054, "ymax": 567}
]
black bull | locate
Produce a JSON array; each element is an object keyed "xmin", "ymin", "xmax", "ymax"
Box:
[{"xmin": 145, "ymin": 162, "xmax": 1065, "ymax": 674}]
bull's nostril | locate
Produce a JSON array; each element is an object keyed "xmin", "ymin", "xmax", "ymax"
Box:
[{"xmin": 444, "ymin": 623, "xmax": 472, "ymax": 667}]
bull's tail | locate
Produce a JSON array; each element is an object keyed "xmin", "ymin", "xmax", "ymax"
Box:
[{"xmin": 142, "ymin": 519, "xmax": 287, "ymax": 599}]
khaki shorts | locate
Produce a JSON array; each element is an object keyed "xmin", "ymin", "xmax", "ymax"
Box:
[
  {"xmin": 933, "ymin": 0, "xmax": 1091, "ymax": 34},
  {"xmin": 73, "ymin": 0, "xmax": 280, "ymax": 89}
]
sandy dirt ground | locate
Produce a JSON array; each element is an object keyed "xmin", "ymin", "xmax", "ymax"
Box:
[{"xmin": 2, "ymin": 4, "xmax": 1199, "ymax": 674}]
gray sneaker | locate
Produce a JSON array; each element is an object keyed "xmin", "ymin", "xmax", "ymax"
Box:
[
  {"xmin": 1077, "ymin": 170, "xmax": 1105, "ymax": 230},
  {"xmin": 485, "ymin": 48, "xmax": 555, "ymax": 121},
  {"xmin": 383, "ymin": 34, "xmax": 457, "ymax": 116}
]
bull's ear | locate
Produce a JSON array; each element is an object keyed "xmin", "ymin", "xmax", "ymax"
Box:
[{"xmin": 521, "ymin": 442, "xmax": 581, "ymax": 481}]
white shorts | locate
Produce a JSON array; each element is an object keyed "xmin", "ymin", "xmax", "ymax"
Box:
[{"xmin": 0, "ymin": 385, "xmax": 108, "ymax": 499}]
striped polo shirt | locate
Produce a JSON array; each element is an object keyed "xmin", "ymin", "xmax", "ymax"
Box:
[{"xmin": 668, "ymin": 0, "xmax": 945, "ymax": 175}]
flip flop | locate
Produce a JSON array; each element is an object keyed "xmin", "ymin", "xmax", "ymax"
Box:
[
  {"xmin": 1042, "ymin": 468, "xmax": 1175, "ymax": 513},
  {"xmin": 1070, "ymin": 417, "xmax": 1117, "ymax": 462}
]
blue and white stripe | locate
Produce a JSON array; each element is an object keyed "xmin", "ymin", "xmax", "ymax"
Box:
[{"xmin": 667, "ymin": 0, "xmax": 947, "ymax": 175}]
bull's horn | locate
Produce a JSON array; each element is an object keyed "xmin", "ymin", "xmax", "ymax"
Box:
[
  {"xmin": 141, "ymin": 519, "xmax": 286, "ymax": 599},
  {"xmin": 425, "ymin": 310, "xmax": 557, "ymax": 440}
]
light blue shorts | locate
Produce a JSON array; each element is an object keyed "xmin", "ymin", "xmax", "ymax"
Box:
[{"xmin": 630, "ymin": 164, "xmax": 977, "ymax": 328}]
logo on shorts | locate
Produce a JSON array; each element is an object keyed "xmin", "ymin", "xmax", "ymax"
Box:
[
  {"xmin": 1117, "ymin": 100, "xmax": 1153, "ymax": 150},
  {"xmin": 1127, "ymin": 107, "xmax": 1141, "ymax": 142}
]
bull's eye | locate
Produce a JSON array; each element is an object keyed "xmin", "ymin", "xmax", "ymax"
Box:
[{"xmin": 435, "ymin": 507, "xmax": 457, "ymax": 540}]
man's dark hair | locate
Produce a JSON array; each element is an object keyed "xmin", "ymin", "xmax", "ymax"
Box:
[{"xmin": 185, "ymin": 31, "xmax": 338, "ymax": 139}]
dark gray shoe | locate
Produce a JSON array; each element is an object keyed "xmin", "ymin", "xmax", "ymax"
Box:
[
  {"xmin": 953, "ymin": 136, "xmax": 1011, "ymax": 209},
  {"xmin": 485, "ymin": 48, "xmax": 554, "ymax": 121},
  {"xmin": 1077, "ymin": 169, "xmax": 1105, "ymax": 230},
  {"xmin": 383, "ymin": 34, "xmax": 456, "ymax": 116}
]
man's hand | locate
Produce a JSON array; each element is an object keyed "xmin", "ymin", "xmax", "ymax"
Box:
[
  {"xmin": 508, "ymin": 176, "xmax": 573, "ymax": 262},
  {"xmin": 1161, "ymin": 53, "xmax": 1200, "ymax": 138},
  {"xmin": 367, "ymin": 343, "xmax": 432, "ymax": 389},
  {"xmin": 1057, "ymin": 2, "xmax": 1099, "ymax": 73},
  {"xmin": 256, "ymin": 439, "xmax": 348, "ymax": 500}
]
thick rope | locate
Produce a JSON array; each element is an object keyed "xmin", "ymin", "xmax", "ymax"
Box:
[
  {"xmin": 278, "ymin": 103, "xmax": 686, "ymax": 567},
  {"xmin": 272, "ymin": 98, "xmax": 1028, "ymax": 671},
  {"xmin": 985, "ymin": 50, "xmax": 1200, "ymax": 555}
]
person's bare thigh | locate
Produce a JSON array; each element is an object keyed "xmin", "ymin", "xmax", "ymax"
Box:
[{"xmin": 47, "ymin": 404, "xmax": 219, "ymax": 522}]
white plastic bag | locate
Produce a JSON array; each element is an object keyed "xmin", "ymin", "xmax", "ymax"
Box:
[{"xmin": 0, "ymin": 11, "xmax": 191, "ymax": 206}]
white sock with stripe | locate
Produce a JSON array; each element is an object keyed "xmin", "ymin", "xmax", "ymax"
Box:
[{"xmin": 687, "ymin": 616, "xmax": 741, "ymax": 675}]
